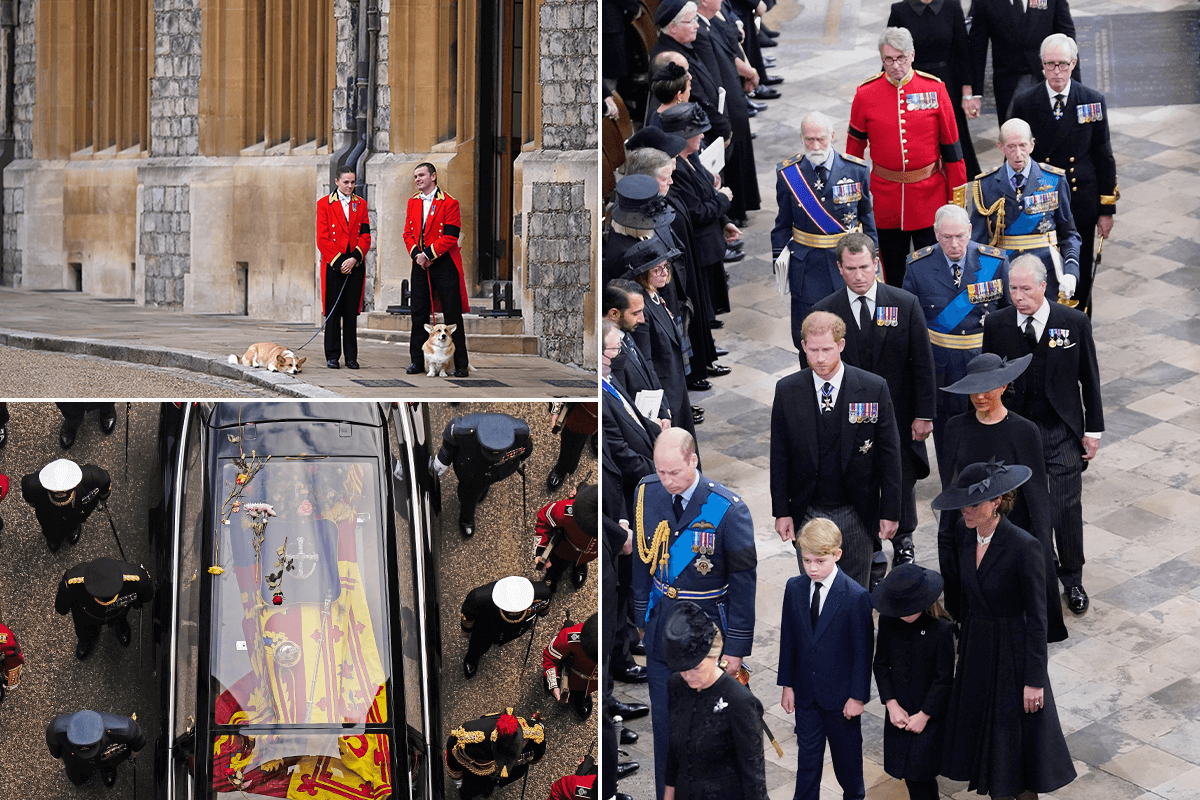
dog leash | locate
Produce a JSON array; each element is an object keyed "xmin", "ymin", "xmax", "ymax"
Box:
[{"xmin": 294, "ymin": 270, "xmax": 351, "ymax": 352}]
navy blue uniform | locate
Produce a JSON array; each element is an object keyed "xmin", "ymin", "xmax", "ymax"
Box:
[
  {"xmin": 437, "ymin": 413, "xmax": 533, "ymax": 525},
  {"xmin": 46, "ymin": 711, "xmax": 145, "ymax": 786}
]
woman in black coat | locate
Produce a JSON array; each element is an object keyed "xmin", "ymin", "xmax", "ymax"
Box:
[
  {"xmin": 932, "ymin": 461, "xmax": 1076, "ymax": 798},
  {"xmin": 887, "ymin": 0, "xmax": 980, "ymax": 178}
]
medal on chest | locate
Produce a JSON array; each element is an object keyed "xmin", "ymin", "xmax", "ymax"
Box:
[
  {"xmin": 832, "ymin": 179, "xmax": 862, "ymax": 205},
  {"xmin": 966, "ymin": 279, "xmax": 1004, "ymax": 304},
  {"xmin": 848, "ymin": 403, "xmax": 880, "ymax": 424},
  {"xmin": 1077, "ymin": 102, "xmax": 1103, "ymax": 123},
  {"xmin": 692, "ymin": 528, "xmax": 715, "ymax": 575},
  {"xmin": 905, "ymin": 91, "xmax": 939, "ymax": 111},
  {"xmin": 875, "ymin": 306, "xmax": 898, "ymax": 326}
]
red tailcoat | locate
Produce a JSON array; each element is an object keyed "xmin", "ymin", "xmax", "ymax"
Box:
[
  {"xmin": 0, "ymin": 622, "xmax": 22, "ymax": 674},
  {"xmin": 548, "ymin": 773, "xmax": 596, "ymax": 800},
  {"xmin": 542, "ymin": 622, "xmax": 598, "ymax": 695},
  {"xmin": 535, "ymin": 497, "xmax": 598, "ymax": 568},
  {"xmin": 316, "ymin": 191, "xmax": 372, "ymax": 313},
  {"xmin": 847, "ymin": 70, "xmax": 967, "ymax": 230},
  {"xmin": 402, "ymin": 188, "xmax": 471, "ymax": 312}
]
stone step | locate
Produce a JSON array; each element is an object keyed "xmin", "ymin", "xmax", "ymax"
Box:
[
  {"xmin": 364, "ymin": 309, "xmax": 525, "ymax": 335},
  {"xmin": 358, "ymin": 327, "xmax": 540, "ymax": 355}
]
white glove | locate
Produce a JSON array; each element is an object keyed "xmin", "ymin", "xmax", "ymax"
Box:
[
  {"xmin": 1059, "ymin": 273, "xmax": 1077, "ymax": 298},
  {"xmin": 430, "ymin": 456, "xmax": 450, "ymax": 477}
]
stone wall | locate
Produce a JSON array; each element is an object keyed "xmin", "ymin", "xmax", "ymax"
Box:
[
  {"xmin": 2, "ymin": 185, "xmax": 22, "ymax": 287},
  {"xmin": 332, "ymin": 0, "xmax": 357, "ymax": 155},
  {"xmin": 538, "ymin": 0, "xmax": 597, "ymax": 151},
  {"xmin": 527, "ymin": 180, "xmax": 589, "ymax": 365},
  {"xmin": 140, "ymin": 185, "xmax": 190, "ymax": 307},
  {"xmin": 150, "ymin": 0, "xmax": 201, "ymax": 157},
  {"xmin": 4, "ymin": 0, "xmax": 36, "ymax": 287}
]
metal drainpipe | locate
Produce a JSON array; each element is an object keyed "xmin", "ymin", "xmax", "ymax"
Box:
[
  {"xmin": 330, "ymin": 0, "xmax": 364, "ymax": 192},
  {"xmin": 0, "ymin": 0, "xmax": 18, "ymax": 286}
]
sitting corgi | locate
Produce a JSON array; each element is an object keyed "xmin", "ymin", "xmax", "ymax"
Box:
[
  {"xmin": 422, "ymin": 324, "xmax": 458, "ymax": 377},
  {"xmin": 228, "ymin": 342, "xmax": 306, "ymax": 374}
]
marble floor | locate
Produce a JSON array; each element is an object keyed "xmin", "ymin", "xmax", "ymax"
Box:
[{"xmin": 612, "ymin": 0, "xmax": 1200, "ymax": 798}]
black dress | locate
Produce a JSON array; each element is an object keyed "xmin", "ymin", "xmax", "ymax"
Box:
[
  {"xmin": 938, "ymin": 410, "xmax": 1068, "ymax": 643},
  {"xmin": 887, "ymin": 0, "xmax": 980, "ymax": 178},
  {"xmin": 873, "ymin": 613, "xmax": 956, "ymax": 781},
  {"xmin": 941, "ymin": 517, "xmax": 1076, "ymax": 796},
  {"xmin": 665, "ymin": 672, "xmax": 769, "ymax": 800}
]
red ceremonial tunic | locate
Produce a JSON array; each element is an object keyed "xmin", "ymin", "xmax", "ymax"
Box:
[
  {"xmin": 548, "ymin": 773, "xmax": 597, "ymax": 800},
  {"xmin": 847, "ymin": 70, "xmax": 967, "ymax": 230},
  {"xmin": 316, "ymin": 191, "xmax": 372, "ymax": 312},
  {"xmin": 535, "ymin": 497, "xmax": 598, "ymax": 567},
  {"xmin": 402, "ymin": 188, "xmax": 471, "ymax": 312},
  {"xmin": 542, "ymin": 622, "xmax": 598, "ymax": 695}
]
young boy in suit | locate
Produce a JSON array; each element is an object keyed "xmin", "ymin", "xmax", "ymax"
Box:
[{"xmin": 778, "ymin": 518, "xmax": 875, "ymax": 800}]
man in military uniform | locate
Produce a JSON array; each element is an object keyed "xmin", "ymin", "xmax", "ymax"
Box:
[
  {"xmin": 431, "ymin": 412, "xmax": 533, "ymax": 537},
  {"xmin": 46, "ymin": 709, "xmax": 146, "ymax": 787},
  {"xmin": 772, "ymin": 110, "xmax": 877, "ymax": 351},
  {"xmin": 534, "ymin": 484, "xmax": 599, "ymax": 592},
  {"xmin": 847, "ymin": 26, "xmax": 967, "ymax": 289},
  {"xmin": 0, "ymin": 620, "xmax": 23, "ymax": 704},
  {"xmin": 445, "ymin": 707, "xmax": 546, "ymax": 799},
  {"xmin": 460, "ymin": 575, "xmax": 552, "ymax": 678},
  {"xmin": 542, "ymin": 612, "xmax": 598, "ymax": 720},
  {"xmin": 632, "ymin": 427, "xmax": 757, "ymax": 800},
  {"xmin": 903, "ymin": 204, "xmax": 1012, "ymax": 486},
  {"xmin": 55, "ymin": 557, "xmax": 153, "ymax": 660},
  {"xmin": 968, "ymin": 117, "xmax": 1082, "ymax": 304},
  {"xmin": 55, "ymin": 402, "xmax": 117, "ymax": 450},
  {"xmin": 1010, "ymin": 34, "xmax": 1117, "ymax": 317},
  {"xmin": 22, "ymin": 458, "xmax": 112, "ymax": 552},
  {"xmin": 546, "ymin": 402, "xmax": 598, "ymax": 492}
]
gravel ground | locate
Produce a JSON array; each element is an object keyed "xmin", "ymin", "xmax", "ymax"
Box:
[
  {"xmin": 430, "ymin": 402, "xmax": 599, "ymax": 797},
  {"xmin": 0, "ymin": 345, "xmax": 286, "ymax": 397},
  {"xmin": 0, "ymin": 402, "xmax": 162, "ymax": 799}
]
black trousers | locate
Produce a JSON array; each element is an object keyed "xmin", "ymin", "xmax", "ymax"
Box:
[
  {"xmin": 409, "ymin": 258, "xmax": 468, "ymax": 370},
  {"xmin": 456, "ymin": 475, "xmax": 490, "ymax": 523},
  {"xmin": 877, "ymin": 227, "xmax": 935, "ymax": 289},
  {"xmin": 57, "ymin": 402, "xmax": 116, "ymax": 431},
  {"xmin": 323, "ymin": 265, "xmax": 364, "ymax": 363},
  {"xmin": 1075, "ymin": 213, "xmax": 1098, "ymax": 316},
  {"xmin": 71, "ymin": 608, "xmax": 130, "ymax": 647},
  {"xmin": 554, "ymin": 428, "xmax": 590, "ymax": 476}
]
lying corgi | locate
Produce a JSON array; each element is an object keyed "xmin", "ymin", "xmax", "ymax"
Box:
[
  {"xmin": 228, "ymin": 342, "xmax": 306, "ymax": 374},
  {"xmin": 422, "ymin": 324, "xmax": 458, "ymax": 377}
]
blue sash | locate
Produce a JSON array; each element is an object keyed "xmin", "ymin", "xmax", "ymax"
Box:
[
  {"xmin": 931, "ymin": 252, "xmax": 1004, "ymax": 334},
  {"xmin": 1006, "ymin": 171, "xmax": 1058, "ymax": 237},
  {"xmin": 647, "ymin": 492, "xmax": 733, "ymax": 613},
  {"xmin": 780, "ymin": 162, "xmax": 845, "ymax": 235}
]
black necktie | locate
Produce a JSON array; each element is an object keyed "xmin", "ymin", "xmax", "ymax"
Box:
[
  {"xmin": 820, "ymin": 382, "xmax": 834, "ymax": 412},
  {"xmin": 1013, "ymin": 0, "xmax": 1024, "ymax": 13},
  {"xmin": 858, "ymin": 296, "xmax": 874, "ymax": 372},
  {"xmin": 673, "ymin": 494, "xmax": 684, "ymax": 523},
  {"xmin": 815, "ymin": 165, "xmax": 828, "ymax": 190},
  {"xmin": 952, "ymin": 261, "xmax": 963, "ymax": 288},
  {"xmin": 810, "ymin": 582, "xmax": 823, "ymax": 629},
  {"xmin": 1012, "ymin": 172, "xmax": 1025, "ymax": 201},
  {"xmin": 1024, "ymin": 317, "xmax": 1039, "ymax": 350},
  {"xmin": 1053, "ymin": 94, "xmax": 1065, "ymax": 120}
]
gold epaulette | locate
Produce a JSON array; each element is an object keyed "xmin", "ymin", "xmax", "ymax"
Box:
[
  {"xmin": 1039, "ymin": 162, "xmax": 1066, "ymax": 176},
  {"xmin": 914, "ymin": 70, "xmax": 944, "ymax": 83},
  {"xmin": 67, "ymin": 577, "xmax": 85, "ymax": 585},
  {"xmin": 841, "ymin": 153, "xmax": 868, "ymax": 167},
  {"xmin": 123, "ymin": 574, "xmax": 140, "ymax": 582},
  {"xmin": 977, "ymin": 244, "xmax": 1005, "ymax": 257},
  {"xmin": 858, "ymin": 71, "xmax": 884, "ymax": 87},
  {"xmin": 974, "ymin": 165, "xmax": 1001, "ymax": 181},
  {"xmin": 451, "ymin": 726, "xmax": 486, "ymax": 745},
  {"xmin": 522, "ymin": 721, "xmax": 545, "ymax": 744},
  {"xmin": 909, "ymin": 245, "xmax": 936, "ymax": 262},
  {"xmin": 779, "ymin": 153, "xmax": 804, "ymax": 168}
]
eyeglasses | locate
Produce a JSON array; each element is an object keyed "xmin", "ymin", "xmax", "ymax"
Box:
[
  {"xmin": 650, "ymin": 264, "xmax": 670, "ymax": 275},
  {"xmin": 1041, "ymin": 61, "xmax": 1074, "ymax": 72},
  {"xmin": 881, "ymin": 55, "xmax": 911, "ymax": 66}
]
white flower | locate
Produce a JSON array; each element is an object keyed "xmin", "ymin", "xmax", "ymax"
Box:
[{"xmin": 243, "ymin": 503, "xmax": 277, "ymax": 517}]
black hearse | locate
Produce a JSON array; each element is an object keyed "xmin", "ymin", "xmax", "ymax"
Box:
[{"xmin": 150, "ymin": 402, "xmax": 444, "ymax": 800}]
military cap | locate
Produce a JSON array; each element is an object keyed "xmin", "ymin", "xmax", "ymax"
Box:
[
  {"xmin": 477, "ymin": 415, "xmax": 517, "ymax": 456},
  {"xmin": 83, "ymin": 557, "xmax": 129, "ymax": 600},
  {"xmin": 41, "ymin": 459, "xmax": 83, "ymax": 492},
  {"xmin": 66, "ymin": 710, "xmax": 105, "ymax": 758},
  {"xmin": 493, "ymin": 576, "xmax": 535, "ymax": 614}
]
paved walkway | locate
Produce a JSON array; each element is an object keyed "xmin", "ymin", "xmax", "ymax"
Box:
[
  {"xmin": 614, "ymin": 0, "xmax": 1200, "ymax": 798},
  {"xmin": 0, "ymin": 287, "xmax": 594, "ymax": 398}
]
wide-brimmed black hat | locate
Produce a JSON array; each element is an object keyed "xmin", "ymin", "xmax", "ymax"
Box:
[
  {"xmin": 931, "ymin": 458, "xmax": 1033, "ymax": 511},
  {"xmin": 625, "ymin": 126, "xmax": 687, "ymax": 158},
  {"xmin": 871, "ymin": 563, "xmax": 944, "ymax": 617},
  {"xmin": 662, "ymin": 601, "xmax": 717, "ymax": 672},
  {"xmin": 612, "ymin": 174, "xmax": 675, "ymax": 229},
  {"xmin": 83, "ymin": 557, "xmax": 127, "ymax": 601},
  {"xmin": 653, "ymin": 0, "xmax": 690, "ymax": 27},
  {"xmin": 66, "ymin": 710, "xmax": 105, "ymax": 759},
  {"xmin": 659, "ymin": 102, "xmax": 710, "ymax": 138},
  {"xmin": 941, "ymin": 353, "xmax": 1031, "ymax": 395},
  {"xmin": 622, "ymin": 236, "xmax": 681, "ymax": 278}
]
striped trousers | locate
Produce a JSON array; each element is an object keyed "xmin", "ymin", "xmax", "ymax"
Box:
[{"xmin": 1038, "ymin": 419, "xmax": 1085, "ymax": 587}]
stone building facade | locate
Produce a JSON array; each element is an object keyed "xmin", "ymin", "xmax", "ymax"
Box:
[{"xmin": 0, "ymin": 0, "xmax": 597, "ymax": 368}]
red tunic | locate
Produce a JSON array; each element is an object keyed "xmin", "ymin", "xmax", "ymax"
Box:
[
  {"xmin": 542, "ymin": 622, "xmax": 598, "ymax": 695},
  {"xmin": 0, "ymin": 622, "xmax": 23, "ymax": 685},
  {"xmin": 846, "ymin": 70, "xmax": 967, "ymax": 230},
  {"xmin": 534, "ymin": 497, "xmax": 598, "ymax": 568},
  {"xmin": 548, "ymin": 773, "xmax": 597, "ymax": 800},
  {"xmin": 402, "ymin": 188, "xmax": 472, "ymax": 313},
  {"xmin": 316, "ymin": 191, "xmax": 372, "ymax": 313}
]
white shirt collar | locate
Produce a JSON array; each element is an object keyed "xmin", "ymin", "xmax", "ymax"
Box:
[
  {"xmin": 1018, "ymin": 297, "xmax": 1051, "ymax": 330},
  {"xmin": 1045, "ymin": 79, "xmax": 1071, "ymax": 105},
  {"xmin": 846, "ymin": 280, "xmax": 878, "ymax": 313},
  {"xmin": 811, "ymin": 564, "xmax": 839, "ymax": 594},
  {"xmin": 1005, "ymin": 160, "xmax": 1033, "ymax": 184},
  {"xmin": 676, "ymin": 470, "xmax": 702, "ymax": 507},
  {"xmin": 811, "ymin": 361, "xmax": 846, "ymax": 396},
  {"xmin": 338, "ymin": 191, "xmax": 352, "ymax": 203}
]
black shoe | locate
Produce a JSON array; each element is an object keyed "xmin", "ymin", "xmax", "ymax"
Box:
[
  {"xmin": 76, "ymin": 639, "xmax": 95, "ymax": 660},
  {"xmin": 614, "ymin": 664, "xmax": 649, "ymax": 684},
  {"xmin": 710, "ymin": 319, "xmax": 724, "ymax": 329},
  {"xmin": 752, "ymin": 86, "xmax": 781, "ymax": 100},
  {"xmin": 459, "ymin": 518, "xmax": 475, "ymax": 537},
  {"xmin": 99, "ymin": 412, "xmax": 116, "ymax": 435},
  {"xmin": 1067, "ymin": 585, "xmax": 1089, "ymax": 614},
  {"xmin": 345, "ymin": 361, "xmax": 360, "ymax": 370},
  {"xmin": 327, "ymin": 359, "xmax": 340, "ymax": 369},
  {"xmin": 614, "ymin": 794, "xmax": 634, "ymax": 800},
  {"xmin": 101, "ymin": 767, "xmax": 117, "ymax": 788},
  {"xmin": 0, "ymin": 423, "xmax": 7, "ymax": 447},
  {"xmin": 687, "ymin": 379, "xmax": 712, "ymax": 392},
  {"xmin": 728, "ymin": 239, "xmax": 744, "ymax": 250},
  {"xmin": 574, "ymin": 696, "xmax": 594, "ymax": 720},
  {"xmin": 406, "ymin": 362, "xmax": 424, "ymax": 374},
  {"xmin": 748, "ymin": 99, "xmax": 768, "ymax": 112},
  {"xmin": 762, "ymin": 21, "xmax": 780, "ymax": 37},
  {"xmin": 616, "ymin": 762, "xmax": 640, "ymax": 781},
  {"xmin": 571, "ymin": 564, "xmax": 588, "ymax": 589},
  {"xmin": 630, "ymin": 640, "xmax": 646, "ymax": 656},
  {"xmin": 68, "ymin": 525, "xmax": 82, "ymax": 545},
  {"xmin": 764, "ymin": 55, "xmax": 777, "ymax": 66},
  {"xmin": 758, "ymin": 31, "xmax": 777, "ymax": 46},
  {"xmin": 546, "ymin": 467, "xmax": 567, "ymax": 491},
  {"xmin": 59, "ymin": 423, "xmax": 76, "ymax": 450},
  {"xmin": 453, "ymin": 367, "xmax": 470, "ymax": 378},
  {"xmin": 464, "ymin": 658, "xmax": 478, "ymax": 679},
  {"xmin": 714, "ymin": 345, "xmax": 729, "ymax": 356},
  {"xmin": 724, "ymin": 247, "xmax": 744, "ymax": 263},
  {"xmin": 115, "ymin": 618, "xmax": 132, "ymax": 647},
  {"xmin": 761, "ymin": 74, "xmax": 784, "ymax": 85},
  {"xmin": 692, "ymin": 409, "xmax": 705, "ymax": 425},
  {"xmin": 892, "ymin": 543, "xmax": 915, "ymax": 567},
  {"xmin": 746, "ymin": 105, "xmax": 758, "ymax": 118},
  {"xmin": 620, "ymin": 727, "xmax": 639, "ymax": 745},
  {"xmin": 708, "ymin": 363, "xmax": 732, "ymax": 377}
]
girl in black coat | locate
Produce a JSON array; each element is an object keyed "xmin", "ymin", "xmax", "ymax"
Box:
[{"xmin": 871, "ymin": 565, "xmax": 956, "ymax": 800}]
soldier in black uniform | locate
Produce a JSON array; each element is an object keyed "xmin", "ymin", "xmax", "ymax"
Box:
[
  {"xmin": 55, "ymin": 557, "xmax": 153, "ymax": 660},
  {"xmin": 0, "ymin": 401, "xmax": 8, "ymax": 448},
  {"xmin": 431, "ymin": 412, "xmax": 533, "ymax": 537},
  {"xmin": 21, "ymin": 458, "xmax": 112, "ymax": 552},
  {"xmin": 546, "ymin": 402, "xmax": 598, "ymax": 491},
  {"xmin": 46, "ymin": 709, "xmax": 146, "ymax": 787},
  {"xmin": 460, "ymin": 575, "xmax": 552, "ymax": 678},
  {"xmin": 56, "ymin": 401, "xmax": 117, "ymax": 450},
  {"xmin": 445, "ymin": 707, "xmax": 546, "ymax": 799}
]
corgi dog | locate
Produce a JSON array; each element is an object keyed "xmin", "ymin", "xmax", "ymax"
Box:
[
  {"xmin": 228, "ymin": 342, "xmax": 306, "ymax": 374},
  {"xmin": 422, "ymin": 324, "xmax": 458, "ymax": 376}
]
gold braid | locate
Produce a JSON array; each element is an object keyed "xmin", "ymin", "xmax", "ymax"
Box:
[
  {"xmin": 635, "ymin": 483, "xmax": 672, "ymax": 577},
  {"xmin": 972, "ymin": 178, "xmax": 1006, "ymax": 247}
]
